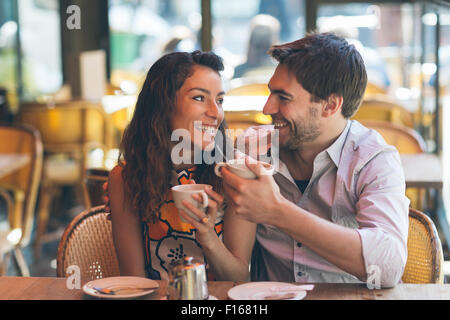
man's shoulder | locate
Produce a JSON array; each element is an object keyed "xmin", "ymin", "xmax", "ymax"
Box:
[
  {"xmin": 342, "ymin": 120, "xmax": 399, "ymax": 170},
  {"xmin": 348, "ymin": 120, "xmax": 396, "ymax": 151}
]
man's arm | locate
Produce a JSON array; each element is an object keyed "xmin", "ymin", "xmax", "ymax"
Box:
[
  {"xmin": 352, "ymin": 150, "xmax": 409, "ymax": 287},
  {"xmin": 222, "ymin": 154, "xmax": 409, "ymax": 287},
  {"xmin": 272, "ymin": 201, "xmax": 367, "ymax": 280}
]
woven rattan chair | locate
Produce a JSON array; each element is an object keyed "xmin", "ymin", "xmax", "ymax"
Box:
[
  {"xmin": 402, "ymin": 208, "xmax": 444, "ymax": 284},
  {"xmin": 57, "ymin": 205, "xmax": 119, "ymax": 284}
]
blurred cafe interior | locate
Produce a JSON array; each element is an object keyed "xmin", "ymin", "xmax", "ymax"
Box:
[{"xmin": 0, "ymin": 0, "xmax": 450, "ymax": 284}]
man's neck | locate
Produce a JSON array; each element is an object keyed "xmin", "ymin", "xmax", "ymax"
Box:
[{"xmin": 280, "ymin": 119, "xmax": 348, "ymax": 180}]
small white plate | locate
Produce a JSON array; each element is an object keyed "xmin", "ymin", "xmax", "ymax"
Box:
[
  {"xmin": 83, "ymin": 276, "xmax": 159, "ymax": 299},
  {"xmin": 228, "ymin": 282, "xmax": 307, "ymax": 300}
]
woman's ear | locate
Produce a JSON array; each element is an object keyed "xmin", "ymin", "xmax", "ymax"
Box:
[{"xmin": 322, "ymin": 95, "xmax": 344, "ymax": 118}]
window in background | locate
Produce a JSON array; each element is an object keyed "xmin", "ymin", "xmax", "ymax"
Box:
[
  {"xmin": 316, "ymin": 2, "xmax": 435, "ymax": 144},
  {"xmin": 0, "ymin": 0, "xmax": 19, "ymax": 110},
  {"xmin": 212, "ymin": 0, "xmax": 305, "ymax": 82},
  {"xmin": 108, "ymin": 0, "xmax": 201, "ymax": 93},
  {"xmin": 18, "ymin": 0, "xmax": 62, "ymax": 101},
  {"xmin": 317, "ymin": 3, "xmax": 424, "ymax": 98},
  {"xmin": 440, "ymin": 3, "xmax": 450, "ymax": 224}
]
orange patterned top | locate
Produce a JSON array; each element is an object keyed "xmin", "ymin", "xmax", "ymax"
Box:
[{"xmin": 142, "ymin": 167, "xmax": 223, "ymax": 280}]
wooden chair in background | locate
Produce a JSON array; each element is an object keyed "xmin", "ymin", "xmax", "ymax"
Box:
[
  {"xmin": 359, "ymin": 120, "xmax": 426, "ymax": 210},
  {"xmin": 57, "ymin": 205, "xmax": 119, "ymax": 284},
  {"xmin": 359, "ymin": 120, "xmax": 426, "ymax": 154},
  {"xmin": 402, "ymin": 208, "xmax": 444, "ymax": 284},
  {"xmin": 83, "ymin": 168, "xmax": 109, "ymax": 208},
  {"xmin": 364, "ymin": 82, "xmax": 388, "ymax": 96},
  {"xmin": 0, "ymin": 124, "xmax": 43, "ymax": 276},
  {"xmin": 226, "ymin": 82, "xmax": 270, "ymax": 96},
  {"xmin": 17, "ymin": 101, "xmax": 113, "ymax": 260},
  {"xmin": 353, "ymin": 98, "xmax": 415, "ymax": 128}
]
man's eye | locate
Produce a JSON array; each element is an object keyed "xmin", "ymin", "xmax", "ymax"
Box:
[
  {"xmin": 217, "ymin": 98, "xmax": 224, "ymax": 106},
  {"xmin": 279, "ymin": 95, "xmax": 289, "ymax": 102},
  {"xmin": 194, "ymin": 96, "xmax": 205, "ymax": 102}
]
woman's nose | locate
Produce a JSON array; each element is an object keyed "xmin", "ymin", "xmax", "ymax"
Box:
[{"xmin": 206, "ymin": 100, "xmax": 221, "ymax": 119}]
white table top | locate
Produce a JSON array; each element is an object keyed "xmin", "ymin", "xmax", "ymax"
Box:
[
  {"xmin": 400, "ymin": 153, "xmax": 443, "ymax": 189},
  {"xmin": 0, "ymin": 154, "xmax": 30, "ymax": 179}
]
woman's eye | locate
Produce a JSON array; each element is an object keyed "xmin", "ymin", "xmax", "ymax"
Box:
[{"xmin": 193, "ymin": 96, "xmax": 205, "ymax": 102}]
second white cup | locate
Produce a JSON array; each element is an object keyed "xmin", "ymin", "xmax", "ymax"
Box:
[{"xmin": 214, "ymin": 159, "xmax": 274, "ymax": 180}]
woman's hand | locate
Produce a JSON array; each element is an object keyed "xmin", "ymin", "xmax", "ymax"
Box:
[{"xmin": 179, "ymin": 181, "xmax": 224, "ymax": 249}]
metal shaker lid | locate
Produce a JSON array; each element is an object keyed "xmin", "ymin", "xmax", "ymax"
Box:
[{"xmin": 170, "ymin": 256, "xmax": 205, "ymax": 273}]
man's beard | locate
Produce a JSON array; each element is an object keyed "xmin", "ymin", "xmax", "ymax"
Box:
[{"xmin": 283, "ymin": 106, "xmax": 321, "ymax": 151}]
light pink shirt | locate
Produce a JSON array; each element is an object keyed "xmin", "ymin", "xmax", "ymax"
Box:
[{"xmin": 252, "ymin": 120, "xmax": 410, "ymax": 288}]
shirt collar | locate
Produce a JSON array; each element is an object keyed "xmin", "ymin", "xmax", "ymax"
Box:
[
  {"xmin": 275, "ymin": 120, "xmax": 351, "ymax": 183},
  {"xmin": 325, "ymin": 120, "xmax": 351, "ymax": 167}
]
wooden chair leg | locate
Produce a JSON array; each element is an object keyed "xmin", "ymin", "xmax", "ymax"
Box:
[
  {"xmin": 0, "ymin": 252, "xmax": 11, "ymax": 276},
  {"xmin": 13, "ymin": 247, "xmax": 30, "ymax": 277},
  {"xmin": 33, "ymin": 184, "xmax": 54, "ymax": 261}
]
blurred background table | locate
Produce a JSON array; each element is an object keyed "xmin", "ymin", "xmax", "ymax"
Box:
[{"xmin": 401, "ymin": 153, "xmax": 443, "ymax": 189}]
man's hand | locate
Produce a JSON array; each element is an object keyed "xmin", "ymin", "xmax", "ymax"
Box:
[{"xmin": 222, "ymin": 157, "xmax": 283, "ymax": 225}]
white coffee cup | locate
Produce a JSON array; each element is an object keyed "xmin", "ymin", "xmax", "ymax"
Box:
[
  {"xmin": 171, "ymin": 184, "xmax": 210, "ymax": 222},
  {"xmin": 214, "ymin": 159, "xmax": 274, "ymax": 180}
]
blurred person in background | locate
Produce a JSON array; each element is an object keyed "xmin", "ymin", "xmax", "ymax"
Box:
[
  {"xmin": 259, "ymin": 0, "xmax": 291, "ymax": 42},
  {"xmin": 233, "ymin": 14, "xmax": 281, "ymax": 79}
]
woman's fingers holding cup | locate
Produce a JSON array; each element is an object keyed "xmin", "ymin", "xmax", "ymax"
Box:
[
  {"xmin": 192, "ymin": 194, "xmax": 218, "ymax": 222},
  {"xmin": 179, "ymin": 209, "xmax": 207, "ymax": 230},
  {"xmin": 182, "ymin": 199, "xmax": 208, "ymax": 222}
]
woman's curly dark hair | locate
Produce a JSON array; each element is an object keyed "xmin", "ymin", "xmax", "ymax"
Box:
[{"xmin": 119, "ymin": 51, "xmax": 230, "ymax": 222}]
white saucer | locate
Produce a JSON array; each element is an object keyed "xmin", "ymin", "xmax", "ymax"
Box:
[
  {"xmin": 83, "ymin": 276, "xmax": 159, "ymax": 299},
  {"xmin": 227, "ymin": 282, "xmax": 307, "ymax": 300}
]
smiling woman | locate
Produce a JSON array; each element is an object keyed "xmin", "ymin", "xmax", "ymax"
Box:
[
  {"xmin": 171, "ymin": 65, "xmax": 225, "ymax": 151},
  {"xmin": 107, "ymin": 51, "xmax": 232, "ymax": 280}
]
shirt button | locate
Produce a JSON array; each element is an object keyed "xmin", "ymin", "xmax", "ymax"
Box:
[
  {"xmin": 297, "ymin": 272, "xmax": 303, "ymax": 277},
  {"xmin": 297, "ymin": 243, "xmax": 302, "ymax": 248}
]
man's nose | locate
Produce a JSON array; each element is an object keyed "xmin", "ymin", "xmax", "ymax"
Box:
[{"xmin": 262, "ymin": 95, "xmax": 277, "ymax": 115}]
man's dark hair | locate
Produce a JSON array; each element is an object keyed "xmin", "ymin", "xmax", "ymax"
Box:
[{"xmin": 268, "ymin": 32, "xmax": 367, "ymax": 118}]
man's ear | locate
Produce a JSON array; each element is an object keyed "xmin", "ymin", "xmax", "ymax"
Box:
[{"xmin": 322, "ymin": 95, "xmax": 344, "ymax": 118}]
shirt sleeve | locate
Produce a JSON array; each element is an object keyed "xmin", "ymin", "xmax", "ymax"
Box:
[{"xmin": 354, "ymin": 149, "xmax": 410, "ymax": 288}]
